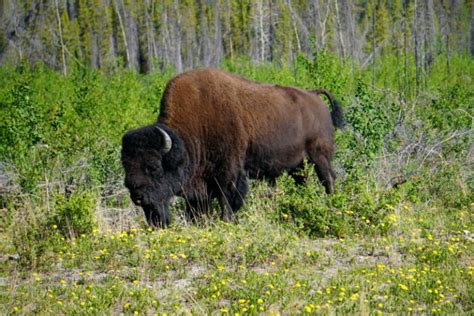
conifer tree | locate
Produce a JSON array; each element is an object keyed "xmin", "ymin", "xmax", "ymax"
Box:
[
  {"xmin": 0, "ymin": 0, "xmax": 473, "ymax": 72},
  {"xmin": 274, "ymin": 0, "xmax": 292, "ymax": 65}
]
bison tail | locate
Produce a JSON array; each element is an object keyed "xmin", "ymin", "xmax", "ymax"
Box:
[
  {"xmin": 330, "ymin": 99, "xmax": 345, "ymax": 130},
  {"xmin": 311, "ymin": 89, "xmax": 345, "ymax": 129}
]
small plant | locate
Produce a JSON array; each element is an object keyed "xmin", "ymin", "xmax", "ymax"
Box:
[{"xmin": 53, "ymin": 191, "xmax": 97, "ymax": 239}]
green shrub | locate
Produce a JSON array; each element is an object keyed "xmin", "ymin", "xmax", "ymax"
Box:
[
  {"xmin": 338, "ymin": 77, "xmax": 399, "ymax": 173},
  {"xmin": 272, "ymin": 163, "xmax": 402, "ymax": 238},
  {"xmin": 418, "ymin": 82, "xmax": 473, "ymax": 131},
  {"xmin": 53, "ymin": 191, "xmax": 97, "ymax": 239},
  {"xmin": 302, "ymin": 50, "xmax": 355, "ymax": 98},
  {"xmin": 10, "ymin": 201, "xmax": 59, "ymax": 268}
]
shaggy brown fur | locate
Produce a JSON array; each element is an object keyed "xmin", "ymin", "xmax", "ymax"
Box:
[{"xmin": 121, "ymin": 68, "xmax": 343, "ymax": 227}]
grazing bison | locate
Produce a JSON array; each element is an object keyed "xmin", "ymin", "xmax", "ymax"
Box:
[{"xmin": 121, "ymin": 68, "xmax": 344, "ymax": 227}]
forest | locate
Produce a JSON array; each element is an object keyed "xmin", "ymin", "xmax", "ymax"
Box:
[
  {"xmin": 0, "ymin": 0, "xmax": 473, "ymax": 314},
  {"xmin": 1, "ymin": 0, "xmax": 473, "ymax": 75}
]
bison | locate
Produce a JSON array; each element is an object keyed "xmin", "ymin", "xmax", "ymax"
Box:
[{"xmin": 121, "ymin": 68, "xmax": 344, "ymax": 227}]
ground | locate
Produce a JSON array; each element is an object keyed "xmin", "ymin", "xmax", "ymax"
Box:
[{"xmin": 1, "ymin": 179, "xmax": 472, "ymax": 315}]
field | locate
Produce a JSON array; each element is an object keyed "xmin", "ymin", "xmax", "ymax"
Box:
[{"xmin": 0, "ymin": 53, "xmax": 473, "ymax": 314}]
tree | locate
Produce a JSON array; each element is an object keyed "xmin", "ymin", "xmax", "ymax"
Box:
[
  {"xmin": 471, "ymin": 2, "xmax": 474, "ymax": 55},
  {"xmin": 334, "ymin": 0, "xmax": 346, "ymax": 59},
  {"xmin": 0, "ymin": 0, "xmax": 473, "ymax": 73},
  {"xmin": 112, "ymin": 0, "xmax": 130, "ymax": 68},
  {"xmin": 274, "ymin": 0, "xmax": 292, "ymax": 65}
]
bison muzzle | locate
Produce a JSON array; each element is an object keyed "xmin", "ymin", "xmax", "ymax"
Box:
[{"xmin": 121, "ymin": 68, "xmax": 344, "ymax": 228}]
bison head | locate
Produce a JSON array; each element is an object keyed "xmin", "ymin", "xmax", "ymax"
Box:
[{"xmin": 121, "ymin": 124, "xmax": 189, "ymax": 228}]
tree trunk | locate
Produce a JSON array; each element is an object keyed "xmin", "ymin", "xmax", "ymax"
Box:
[
  {"xmin": 414, "ymin": 0, "xmax": 420, "ymax": 95},
  {"xmin": 172, "ymin": 1, "xmax": 182, "ymax": 72},
  {"xmin": 403, "ymin": 0, "xmax": 408, "ymax": 101},
  {"xmin": 335, "ymin": 0, "xmax": 345, "ymax": 59},
  {"xmin": 446, "ymin": 0, "xmax": 450, "ymax": 76},
  {"xmin": 470, "ymin": 2, "xmax": 474, "ymax": 55},
  {"xmin": 113, "ymin": 0, "xmax": 130, "ymax": 68},
  {"xmin": 257, "ymin": 0, "xmax": 265, "ymax": 62},
  {"xmin": 198, "ymin": 0, "xmax": 211, "ymax": 66},
  {"xmin": 54, "ymin": 0, "xmax": 67, "ymax": 76},
  {"xmin": 268, "ymin": 0, "xmax": 273, "ymax": 62},
  {"xmin": 372, "ymin": 1, "xmax": 376, "ymax": 86},
  {"xmin": 212, "ymin": 1, "xmax": 224, "ymax": 66},
  {"xmin": 347, "ymin": 1, "xmax": 356, "ymax": 61}
]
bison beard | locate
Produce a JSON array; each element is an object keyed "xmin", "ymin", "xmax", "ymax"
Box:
[{"xmin": 121, "ymin": 68, "xmax": 344, "ymax": 228}]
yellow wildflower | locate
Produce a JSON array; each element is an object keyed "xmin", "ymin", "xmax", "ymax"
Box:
[{"xmin": 399, "ymin": 283, "xmax": 409, "ymax": 291}]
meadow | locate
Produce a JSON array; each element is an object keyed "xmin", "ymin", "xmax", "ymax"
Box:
[{"xmin": 0, "ymin": 52, "xmax": 473, "ymax": 314}]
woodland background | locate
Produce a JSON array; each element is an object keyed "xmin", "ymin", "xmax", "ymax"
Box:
[
  {"xmin": 1, "ymin": 0, "xmax": 473, "ymax": 76},
  {"xmin": 0, "ymin": 0, "xmax": 473, "ymax": 314}
]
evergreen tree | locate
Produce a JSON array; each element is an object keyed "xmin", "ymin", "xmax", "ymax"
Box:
[
  {"xmin": 0, "ymin": 0, "xmax": 472, "ymax": 72},
  {"xmin": 274, "ymin": 0, "xmax": 292, "ymax": 65}
]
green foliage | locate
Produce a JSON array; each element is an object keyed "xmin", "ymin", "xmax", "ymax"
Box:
[
  {"xmin": 53, "ymin": 191, "xmax": 97, "ymax": 238},
  {"xmin": 411, "ymin": 163, "xmax": 471, "ymax": 209},
  {"xmin": 374, "ymin": 0, "xmax": 389, "ymax": 52},
  {"xmin": 11, "ymin": 213, "xmax": 49, "ymax": 268},
  {"xmin": 9, "ymin": 197, "xmax": 59, "ymax": 268},
  {"xmin": 296, "ymin": 51, "xmax": 400, "ymax": 173},
  {"xmin": 420, "ymin": 83, "xmax": 473, "ymax": 131},
  {"xmin": 0, "ymin": 65, "xmax": 162, "ymax": 193},
  {"xmin": 273, "ymin": 163, "xmax": 401, "ymax": 238},
  {"xmin": 301, "ymin": 50, "xmax": 354, "ymax": 98},
  {"xmin": 342, "ymin": 77, "xmax": 398, "ymax": 165},
  {"xmin": 0, "ymin": 67, "xmax": 41, "ymax": 156},
  {"xmin": 1, "ymin": 52, "xmax": 473, "ymax": 314}
]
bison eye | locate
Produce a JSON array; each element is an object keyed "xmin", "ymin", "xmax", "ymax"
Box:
[
  {"xmin": 144, "ymin": 164, "xmax": 159, "ymax": 175},
  {"xmin": 144, "ymin": 167, "xmax": 152, "ymax": 175}
]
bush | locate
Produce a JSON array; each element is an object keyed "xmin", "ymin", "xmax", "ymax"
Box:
[
  {"xmin": 10, "ymin": 200, "xmax": 58, "ymax": 268},
  {"xmin": 53, "ymin": 191, "xmax": 97, "ymax": 239},
  {"xmin": 272, "ymin": 163, "xmax": 402, "ymax": 238}
]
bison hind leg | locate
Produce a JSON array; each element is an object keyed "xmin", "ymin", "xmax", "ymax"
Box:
[{"xmin": 307, "ymin": 143, "xmax": 335, "ymax": 194}]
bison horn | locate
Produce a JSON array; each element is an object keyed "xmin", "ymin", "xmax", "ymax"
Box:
[{"xmin": 156, "ymin": 126, "xmax": 172, "ymax": 153}]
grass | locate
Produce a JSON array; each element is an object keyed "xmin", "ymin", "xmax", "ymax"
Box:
[
  {"xmin": 1, "ymin": 178, "xmax": 472, "ymax": 314},
  {"xmin": 0, "ymin": 53, "xmax": 473, "ymax": 314}
]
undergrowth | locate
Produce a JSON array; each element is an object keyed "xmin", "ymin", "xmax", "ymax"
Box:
[{"xmin": 0, "ymin": 52, "xmax": 472, "ymax": 314}]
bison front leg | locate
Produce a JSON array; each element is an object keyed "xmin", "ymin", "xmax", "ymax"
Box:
[
  {"xmin": 217, "ymin": 169, "xmax": 249, "ymax": 222},
  {"xmin": 184, "ymin": 195, "xmax": 211, "ymax": 223},
  {"xmin": 143, "ymin": 203, "xmax": 170, "ymax": 228}
]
